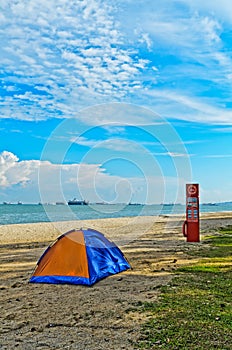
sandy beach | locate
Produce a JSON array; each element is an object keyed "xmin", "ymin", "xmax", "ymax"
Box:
[{"xmin": 0, "ymin": 212, "xmax": 231, "ymax": 349}]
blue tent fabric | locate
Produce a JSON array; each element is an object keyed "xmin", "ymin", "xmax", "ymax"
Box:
[
  {"xmin": 30, "ymin": 275, "xmax": 91, "ymax": 286},
  {"xmin": 30, "ymin": 228, "xmax": 130, "ymax": 286},
  {"xmin": 84, "ymin": 229, "xmax": 130, "ymax": 285}
]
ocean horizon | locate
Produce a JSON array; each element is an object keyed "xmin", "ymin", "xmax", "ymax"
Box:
[{"xmin": 0, "ymin": 202, "xmax": 232, "ymax": 225}]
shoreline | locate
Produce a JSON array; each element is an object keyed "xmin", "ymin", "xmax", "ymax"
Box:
[
  {"xmin": 0, "ymin": 212, "xmax": 232, "ymax": 245},
  {"xmin": 1, "ymin": 202, "xmax": 232, "ymax": 227}
]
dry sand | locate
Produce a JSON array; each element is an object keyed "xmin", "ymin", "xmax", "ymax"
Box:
[{"xmin": 0, "ymin": 212, "xmax": 231, "ymax": 349}]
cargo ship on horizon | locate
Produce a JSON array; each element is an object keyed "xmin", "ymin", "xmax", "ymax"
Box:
[{"xmin": 68, "ymin": 198, "xmax": 88, "ymax": 205}]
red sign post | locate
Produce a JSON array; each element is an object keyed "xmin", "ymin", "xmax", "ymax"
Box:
[{"xmin": 182, "ymin": 184, "xmax": 200, "ymax": 242}]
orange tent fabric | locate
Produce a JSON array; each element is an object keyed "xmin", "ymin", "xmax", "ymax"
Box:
[{"xmin": 33, "ymin": 230, "xmax": 89, "ymax": 278}]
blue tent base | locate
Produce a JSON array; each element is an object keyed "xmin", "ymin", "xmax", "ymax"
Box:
[
  {"xmin": 30, "ymin": 268, "xmax": 128, "ymax": 286},
  {"xmin": 30, "ymin": 275, "xmax": 91, "ymax": 286}
]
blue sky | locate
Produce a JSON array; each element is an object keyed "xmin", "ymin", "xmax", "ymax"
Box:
[{"xmin": 0, "ymin": 0, "xmax": 232, "ymax": 204}]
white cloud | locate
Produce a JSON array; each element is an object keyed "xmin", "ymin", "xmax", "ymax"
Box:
[
  {"xmin": 113, "ymin": 1, "xmax": 232, "ymax": 124},
  {"xmin": 102, "ymin": 125, "xmax": 126, "ymax": 134},
  {"xmin": 70, "ymin": 136, "xmax": 99, "ymax": 147},
  {"xmin": 181, "ymin": 0, "xmax": 232, "ymax": 23},
  {"xmin": 145, "ymin": 90, "xmax": 232, "ymax": 124},
  {"xmin": 0, "ymin": 151, "xmax": 39, "ymax": 187},
  {"xmin": 212, "ymin": 127, "xmax": 232, "ymax": 133},
  {"xmin": 70, "ymin": 136, "xmax": 143, "ymax": 152},
  {"xmin": 0, "ymin": 0, "xmax": 150, "ymax": 121},
  {"xmin": 0, "ymin": 150, "xmax": 187, "ymax": 204},
  {"xmin": 0, "ymin": 150, "xmax": 136, "ymax": 203},
  {"xmin": 1, "ymin": 0, "xmax": 232, "ymax": 125},
  {"xmin": 138, "ymin": 32, "xmax": 152, "ymax": 51},
  {"xmin": 76, "ymin": 103, "xmax": 161, "ymax": 126},
  {"xmin": 96, "ymin": 138, "xmax": 144, "ymax": 152}
]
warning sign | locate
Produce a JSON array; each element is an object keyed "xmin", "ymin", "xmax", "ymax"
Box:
[{"xmin": 187, "ymin": 184, "xmax": 197, "ymax": 196}]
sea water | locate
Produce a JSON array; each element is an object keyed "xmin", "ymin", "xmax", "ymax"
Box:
[{"xmin": 0, "ymin": 202, "xmax": 232, "ymax": 225}]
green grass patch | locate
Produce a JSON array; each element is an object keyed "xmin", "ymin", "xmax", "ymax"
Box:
[
  {"xmin": 218, "ymin": 225, "xmax": 232, "ymax": 234},
  {"xmin": 188, "ymin": 228, "xmax": 232, "ymax": 260},
  {"xmin": 135, "ymin": 226, "xmax": 232, "ymax": 349},
  {"xmin": 208, "ymin": 236, "xmax": 232, "ymax": 246},
  {"xmin": 177, "ymin": 262, "xmax": 231, "ymax": 273}
]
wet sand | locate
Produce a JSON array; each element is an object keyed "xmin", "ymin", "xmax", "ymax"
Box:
[{"xmin": 0, "ymin": 212, "xmax": 231, "ymax": 349}]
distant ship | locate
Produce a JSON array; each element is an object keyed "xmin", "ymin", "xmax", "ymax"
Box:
[
  {"xmin": 128, "ymin": 202, "xmax": 142, "ymax": 206},
  {"xmin": 68, "ymin": 198, "xmax": 88, "ymax": 205},
  {"xmin": 202, "ymin": 202, "xmax": 217, "ymax": 206}
]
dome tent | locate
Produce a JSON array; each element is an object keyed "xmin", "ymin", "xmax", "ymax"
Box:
[{"xmin": 30, "ymin": 228, "xmax": 130, "ymax": 286}]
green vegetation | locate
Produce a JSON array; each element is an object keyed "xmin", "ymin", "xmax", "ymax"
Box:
[
  {"xmin": 218, "ymin": 225, "xmax": 232, "ymax": 234},
  {"xmin": 135, "ymin": 227, "xmax": 232, "ymax": 349}
]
